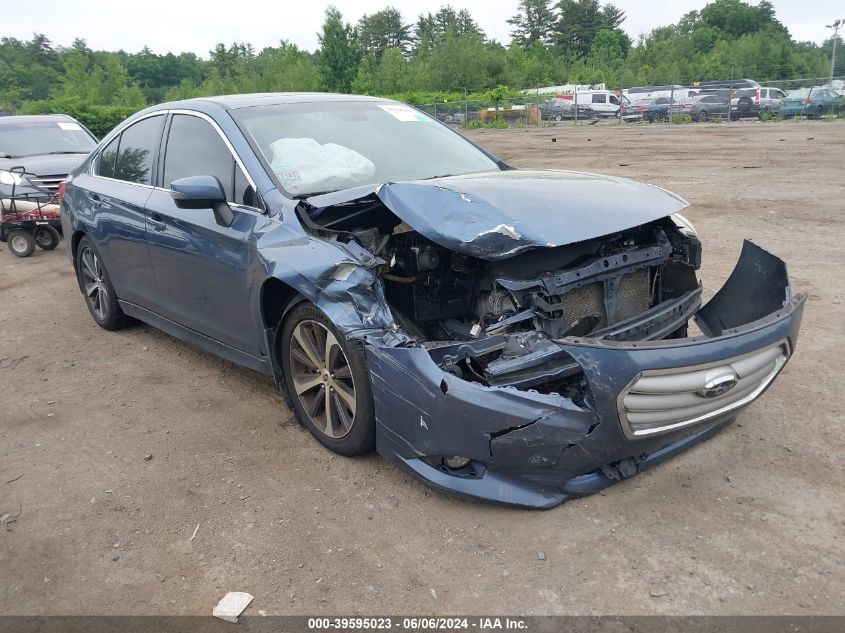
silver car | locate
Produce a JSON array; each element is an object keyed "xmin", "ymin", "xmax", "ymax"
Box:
[{"xmin": 730, "ymin": 87, "xmax": 787, "ymax": 118}]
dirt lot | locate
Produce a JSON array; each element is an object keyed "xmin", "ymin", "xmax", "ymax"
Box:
[{"xmin": 1, "ymin": 120, "xmax": 843, "ymax": 616}]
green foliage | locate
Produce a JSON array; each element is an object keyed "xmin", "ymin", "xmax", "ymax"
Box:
[
  {"xmin": 554, "ymin": 0, "xmax": 628, "ymax": 60},
  {"xmin": 0, "ymin": 0, "xmax": 839, "ymax": 125},
  {"xmin": 508, "ymin": 0, "xmax": 556, "ymax": 48},
  {"xmin": 466, "ymin": 118, "xmax": 509, "ymax": 129},
  {"xmin": 672, "ymin": 113, "xmax": 693, "ymax": 124},
  {"xmin": 317, "ymin": 7, "xmax": 361, "ymax": 93},
  {"xmin": 357, "ymin": 7, "xmax": 412, "ymax": 60}
]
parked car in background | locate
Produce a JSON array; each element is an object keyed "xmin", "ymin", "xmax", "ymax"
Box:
[
  {"xmin": 578, "ymin": 90, "xmax": 623, "ymax": 117},
  {"xmin": 620, "ymin": 97, "xmax": 677, "ymax": 122},
  {"xmin": 690, "ymin": 79, "xmax": 759, "ymax": 93},
  {"xmin": 780, "ymin": 88, "xmax": 844, "ymax": 118},
  {"xmin": 60, "ymin": 93, "xmax": 804, "ymax": 508},
  {"xmin": 671, "ymin": 95, "xmax": 730, "ymax": 122},
  {"xmin": 0, "ymin": 114, "xmax": 97, "ymax": 196},
  {"xmin": 623, "ymin": 85, "xmax": 686, "ymax": 101},
  {"xmin": 730, "ymin": 87, "xmax": 787, "ymax": 118},
  {"xmin": 541, "ymin": 97, "xmax": 594, "ymax": 121},
  {"xmin": 1, "ymin": 114, "xmax": 97, "ymax": 255}
]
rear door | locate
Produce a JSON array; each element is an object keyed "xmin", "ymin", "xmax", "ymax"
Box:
[
  {"xmin": 72, "ymin": 114, "xmax": 165, "ymax": 307},
  {"xmin": 144, "ymin": 112, "xmax": 265, "ymax": 354},
  {"xmin": 703, "ymin": 95, "xmax": 729, "ymax": 116}
]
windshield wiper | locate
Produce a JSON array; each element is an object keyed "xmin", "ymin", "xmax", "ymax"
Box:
[{"xmin": 44, "ymin": 151, "xmax": 86, "ymax": 155}]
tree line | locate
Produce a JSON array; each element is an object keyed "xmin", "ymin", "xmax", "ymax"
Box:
[{"xmin": 0, "ymin": 0, "xmax": 841, "ymax": 135}]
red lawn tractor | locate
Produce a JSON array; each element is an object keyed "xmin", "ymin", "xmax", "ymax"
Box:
[{"xmin": 1, "ymin": 166, "xmax": 63, "ymax": 258}]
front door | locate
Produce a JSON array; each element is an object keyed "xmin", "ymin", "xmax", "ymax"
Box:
[{"xmin": 145, "ymin": 113, "xmax": 264, "ymax": 355}]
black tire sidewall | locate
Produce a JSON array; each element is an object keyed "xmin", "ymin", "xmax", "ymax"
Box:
[
  {"xmin": 8, "ymin": 230, "xmax": 35, "ymax": 257},
  {"xmin": 35, "ymin": 226, "xmax": 60, "ymax": 250},
  {"xmin": 279, "ymin": 302, "xmax": 376, "ymax": 456}
]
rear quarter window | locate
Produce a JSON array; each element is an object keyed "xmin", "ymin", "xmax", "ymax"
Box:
[{"xmin": 95, "ymin": 136, "xmax": 119, "ymax": 179}]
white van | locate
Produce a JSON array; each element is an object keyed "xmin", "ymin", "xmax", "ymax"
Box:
[{"xmin": 572, "ymin": 90, "xmax": 623, "ymax": 117}]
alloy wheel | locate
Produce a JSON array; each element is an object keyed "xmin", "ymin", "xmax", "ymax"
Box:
[
  {"xmin": 289, "ymin": 319, "xmax": 357, "ymax": 439},
  {"xmin": 80, "ymin": 246, "xmax": 108, "ymax": 320}
]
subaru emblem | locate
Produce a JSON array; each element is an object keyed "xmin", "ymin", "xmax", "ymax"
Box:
[{"xmin": 699, "ymin": 372, "xmax": 738, "ymax": 398}]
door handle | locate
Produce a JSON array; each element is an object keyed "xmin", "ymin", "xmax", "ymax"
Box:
[
  {"xmin": 89, "ymin": 192, "xmax": 102, "ymax": 208},
  {"xmin": 148, "ymin": 213, "xmax": 166, "ymax": 232}
]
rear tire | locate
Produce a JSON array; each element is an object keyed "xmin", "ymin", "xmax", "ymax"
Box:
[
  {"xmin": 75, "ymin": 236, "xmax": 133, "ymax": 330},
  {"xmin": 279, "ymin": 302, "xmax": 375, "ymax": 456},
  {"xmin": 8, "ymin": 230, "xmax": 35, "ymax": 258},
  {"xmin": 34, "ymin": 225, "xmax": 60, "ymax": 250},
  {"xmin": 696, "ymin": 110, "xmax": 708, "ymax": 122}
]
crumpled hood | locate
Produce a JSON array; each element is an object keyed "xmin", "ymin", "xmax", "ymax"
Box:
[
  {"xmin": 377, "ymin": 170, "xmax": 689, "ymax": 259},
  {"xmin": 309, "ymin": 169, "xmax": 689, "ymax": 260}
]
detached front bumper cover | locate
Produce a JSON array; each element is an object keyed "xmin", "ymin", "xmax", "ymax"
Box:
[{"xmin": 368, "ymin": 241, "xmax": 805, "ymax": 508}]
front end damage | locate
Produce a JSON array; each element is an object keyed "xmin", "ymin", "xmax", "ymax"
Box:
[{"xmin": 292, "ymin": 172, "xmax": 805, "ymax": 508}]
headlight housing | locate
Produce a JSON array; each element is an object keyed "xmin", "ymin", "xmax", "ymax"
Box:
[
  {"xmin": 0, "ymin": 169, "xmax": 24, "ymax": 186},
  {"xmin": 671, "ymin": 212, "xmax": 698, "ymax": 237}
]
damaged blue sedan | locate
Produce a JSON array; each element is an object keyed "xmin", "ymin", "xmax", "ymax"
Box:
[{"xmin": 60, "ymin": 94, "xmax": 805, "ymax": 508}]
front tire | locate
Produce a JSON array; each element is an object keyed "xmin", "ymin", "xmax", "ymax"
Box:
[
  {"xmin": 35, "ymin": 225, "xmax": 61, "ymax": 250},
  {"xmin": 75, "ymin": 236, "xmax": 133, "ymax": 330},
  {"xmin": 8, "ymin": 230, "xmax": 35, "ymax": 257},
  {"xmin": 280, "ymin": 302, "xmax": 375, "ymax": 456}
]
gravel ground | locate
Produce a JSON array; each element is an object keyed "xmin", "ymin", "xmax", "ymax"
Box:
[{"xmin": 1, "ymin": 120, "xmax": 843, "ymax": 616}]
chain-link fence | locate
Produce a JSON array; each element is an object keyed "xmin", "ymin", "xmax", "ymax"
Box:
[{"xmin": 410, "ymin": 75, "xmax": 845, "ymax": 129}]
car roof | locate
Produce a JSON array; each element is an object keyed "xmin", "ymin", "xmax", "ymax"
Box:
[
  {"xmin": 0, "ymin": 113, "xmax": 77, "ymax": 126},
  {"xmin": 154, "ymin": 92, "xmax": 391, "ymax": 112}
]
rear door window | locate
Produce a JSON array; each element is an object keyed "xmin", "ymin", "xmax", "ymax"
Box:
[{"xmin": 113, "ymin": 115, "xmax": 165, "ymax": 185}]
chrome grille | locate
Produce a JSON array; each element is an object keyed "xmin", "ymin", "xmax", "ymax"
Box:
[
  {"xmin": 618, "ymin": 341, "xmax": 790, "ymax": 438},
  {"xmin": 28, "ymin": 175, "xmax": 66, "ymax": 193}
]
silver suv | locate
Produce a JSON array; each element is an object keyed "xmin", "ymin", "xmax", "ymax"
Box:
[{"xmin": 730, "ymin": 87, "xmax": 787, "ymax": 118}]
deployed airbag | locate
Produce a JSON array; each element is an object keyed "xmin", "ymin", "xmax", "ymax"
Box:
[{"xmin": 269, "ymin": 138, "xmax": 376, "ymax": 196}]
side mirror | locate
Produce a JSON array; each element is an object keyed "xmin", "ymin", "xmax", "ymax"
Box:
[{"xmin": 170, "ymin": 175, "xmax": 234, "ymax": 227}]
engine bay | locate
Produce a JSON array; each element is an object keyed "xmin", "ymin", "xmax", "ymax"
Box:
[{"xmin": 297, "ymin": 193, "xmax": 703, "ymax": 395}]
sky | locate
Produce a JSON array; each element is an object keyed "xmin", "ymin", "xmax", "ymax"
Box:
[{"xmin": 2, "ymin": 0, "xmax": 841, "ymax": 57}]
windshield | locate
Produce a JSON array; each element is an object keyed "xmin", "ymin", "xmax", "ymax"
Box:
[
  {"xmin": 233, "ymin": 101, "xmax": 500, "ymax": 196},
  {"xmin": 0, "ymin": 120, "xmax": 97, "ymax": 159},
  {"xmin": 786, "ymin": 88, "xmax": 812, "ymax": 98}
]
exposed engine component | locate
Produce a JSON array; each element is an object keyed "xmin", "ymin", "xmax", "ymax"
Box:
[
  {"xmin": 383, "ymin": 234, "xmax": 479, "ymax": 327},
  {"xmin": 475, "ymin": 288, "xmax": 517, "ymax": 323},
  {"xmin": 377, "ymin": 222, "xmax": 700, "ymax": 344},
  {"xmin": 299, "ymin": 197, "xmax": 702, "ymax": 362}
]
